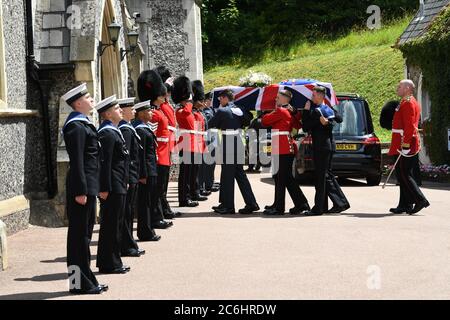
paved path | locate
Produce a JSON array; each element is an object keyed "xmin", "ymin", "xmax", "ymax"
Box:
[{"xmin": 0, "ymin": 170, "xmax": 449, "ymax": 300}]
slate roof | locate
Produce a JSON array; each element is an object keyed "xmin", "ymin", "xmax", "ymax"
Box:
[{"xmin": 396, "ymin": 0, "xmax": 450, "ymax": 46}]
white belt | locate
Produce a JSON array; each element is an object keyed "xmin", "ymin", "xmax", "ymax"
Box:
[
  {"xmin": 222, "ymin": 130, "xmax": 240, "ymax": 135},
  {"xmin": 157, "ymin": 137, "xmax": 169, "ymax": 143},
  {"xmin": 178, "ymin": 129, "xmax": 205, "ymax": 135},
  {"xmin": 178, "ymin": 129, "xmax": 196, "ymax": 134},
  {"xmin": 209, "ymin": 129, "xmax": 219, "ymax": 133},
  {"xmin": 168, "ymin": 126, "xmax": 177, "ymax": 132},
  {"xmin": 392, "ymin": 129, "xmax": 404, "ymax": 136},
  {"xmin": 271, "ymin": 131, "xmax": 290, "ymax": 137}
]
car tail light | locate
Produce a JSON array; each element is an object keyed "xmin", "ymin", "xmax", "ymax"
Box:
[{"xmin": 362, "ymin": 136, "xmax": 380, "ymax": 145}]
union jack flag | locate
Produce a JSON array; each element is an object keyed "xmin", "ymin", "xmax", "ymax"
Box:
[{"xmin": 211, "ymin": 79, "xmax": 338, "ymax": 111}]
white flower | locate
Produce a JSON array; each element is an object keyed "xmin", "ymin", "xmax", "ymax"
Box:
[{"xmin": 239, "ymin": 70, "xmax": 272, "ymax": 87}]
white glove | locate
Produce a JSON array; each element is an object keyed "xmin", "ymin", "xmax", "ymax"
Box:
[{"xmin": 398, "ymin": 149, "xmax": 410, "ymax": 156}]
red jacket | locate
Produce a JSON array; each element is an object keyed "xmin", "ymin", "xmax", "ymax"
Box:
[
  {"xmin": 388, "ymin": 96, "xmax": 421, "ymax": 156},
  {"xmin": 262, "ymin": 106, "xmax": 299, "ymax": 155},
  {"xmin": 151, "ymin": 108, "xmax": 171, "ymax": 166},
  {"xmin": 160, "ymin": 101, "xmax": 177, "ymax": 154},
  {"xmin": 175, "ymin": 102, "xmax": 198, "ymax": 153},
  {"xmin": 193, "ymin": 109, "xmax": 206, "ymax": 153}
]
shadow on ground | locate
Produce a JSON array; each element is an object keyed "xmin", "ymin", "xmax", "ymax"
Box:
[
  {"xmin": 0, "ymin": 291, "xmax": 72, "ymax": 300},
  {"xmin": 15, "ymin": 273, "xmax": 68, "ymax": 282}
]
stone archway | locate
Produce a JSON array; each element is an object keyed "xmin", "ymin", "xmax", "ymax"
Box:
[{"xmin": 100, "ymin": 0, "xmax": 123, "ymax": 99}]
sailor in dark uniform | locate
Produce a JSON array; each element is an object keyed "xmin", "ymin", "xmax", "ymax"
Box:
[
  {"xmin": 208, "ymin": 89, "xmax": 260, "ymax": 214},
  {"xmin": 132, "ymin": 101, "xmax": 162, "ymax": 241},
  {"xmin": 61, "ymin": 83, "xmax": 107, "ymax": 295},
  {"xmin": 302, "ymin": 86, "xmax": 350, "ymax": 216},
  {"xmin": 96, "ymin": 96, "xmax": 131, "ymax": 274},
  {"xmin": 117, "ymin": 98, "xmax": 146, "ymax": 257}
]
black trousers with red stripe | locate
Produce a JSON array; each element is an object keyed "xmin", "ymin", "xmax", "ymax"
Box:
[{"xmin": 395, "ymin": 154, "xmax": 427, "ymax": 207}]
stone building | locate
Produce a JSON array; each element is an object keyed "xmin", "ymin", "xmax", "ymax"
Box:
[{"xmin": 0, "ymin": 0, "xmax": 203, "ymax": 240}]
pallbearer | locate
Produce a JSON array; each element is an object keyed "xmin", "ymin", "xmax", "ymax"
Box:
[
  {"xmin": 96, "ymin": 96, "xmax": 131, "ymax": 274},
  {"xmin": 137, "ymin": 70, "xmax": 174, "ymax": 229},
  {"xmin": 173, "ymin": 76, "xmax": 200, "ymax": 208},
  {"xmin": 208, "ymin": 89, "xmax": 260, "ymax": 215},
  {"xmin": 302, "ymin": 86, "xmax": 350, "ymax": 216},
  {"xmin": 62, "ymin": 83, "xmax": 107, "ymax": 294},
  {"xmin": 133, "ymin": 101, "xmax": 162, "ymax": 241},
  {"xmin": 117, "ymin": 98, "xmax": 145, "ymax": 257},
  {"xmin": 262, "ymin": 90, "xmax": 310, "ymax": 215}
]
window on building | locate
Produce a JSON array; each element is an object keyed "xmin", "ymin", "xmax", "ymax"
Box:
[
  {"xmin": 0, "ymin": 2, "xmax": 7, "ymax": 109},
  {"xmin": 418, "ymin": 73, "xmax": 431, "ymax": 122}
]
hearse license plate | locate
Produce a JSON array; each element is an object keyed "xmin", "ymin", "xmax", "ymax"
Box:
[{"xmin": 336, "ymin": 143, "xmax": 358, "ymax": 151}]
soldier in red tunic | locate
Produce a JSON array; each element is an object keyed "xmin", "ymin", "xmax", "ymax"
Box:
[
  {"xmin": 137, "ymin": 70, "xmax": 173, "ymax": 230},
  {"xmin": 388, "ymin": 80, "xmax": 429, "ymax": 214},
  {"xmin": 192, "ymin": 80, "xmax": 211, "ymax": 199},
  {"xmin": 261, "ymin": 90, "xmax": 310, "ymax": 215},
  {"xmin": 155, "ymin": 66, "xmax": 182, "ymax": 217},
  {"xmin": 173, "ymin": 76, "xmax": 201, "ymax": 207}
]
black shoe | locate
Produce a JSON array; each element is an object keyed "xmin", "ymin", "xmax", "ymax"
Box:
[
  {"xmin": 179, "ymin": 200, "xmax": 199, "ymax": 207},
  {"xmin": 201, "ymin": 190, "xmax": 212, "ymax": 196},
  {"xmin": 211, "ymin": 186, "xmax": 220, "ymax": 192},
  {"xmin": 212, "ymin": 203, "xmax": 224, "ymax": 211},
  {"xmin": 121, "ymin": 249, "xmax": 141, "ymax": 257},
  {"xmin": 138, "ymin": 234, "xmax": 161, "ymax": 242},
  {"xmin": 263, "ymin": 208, "xmax": 284, "ymax": 215},
  {"xmin": 70, "ymin": 285, "xmax": 106, "ymax": 295},
  {"xmin": 164, "ymin": 212, "xmax": 176, "ymax": 220},
  {"xmin": 407, "ymin": 200, "xmax": 430, "ymax": 215},
  {"xmin": 138, "ymin": 249, "xmax": 146, "ymax": 256},
  {"xmin": 172, "ymin": 211, "xmax": 183, "ymax": 217},
  {"xmin": 303, "ymin": 210, "xmax": 323, "ymax": 216},
  {"xmin": 265, "ymin": 204, "xmax": 275, "ymax": 210},
  {"xmin": 289, "ymin": 205, "xmax": 311, "ymax": 215},
  {"xmin": 238, "ymin": 204, "xmax": 260, "ymax": 214},
  {"xmin": 192, "ymin": 195, "xmax": 208, "ymax": 201},
  {"xmin": 122, "ymin": 265, "xmax": 131, "ymax": 271},
  {"xmin": 98, "ymin": 267, "xmax": 129, "ymax": 274},
  {"xmin": 152, "ymin": 220, "xmax": 173, "ymax": 229},
  {"xmin": 327, "ymin": 204, "xmax": 350, "ymax": 214},
  {"xmin": 389, "ymin": 206, "xmax": 412, "ymax": 214},
  {"xmin": 214, "ymin": 207, "xmax": 236, "ymax": 215}
]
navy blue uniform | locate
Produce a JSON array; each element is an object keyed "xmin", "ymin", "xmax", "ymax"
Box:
[
  {"xmin": 96, "ymin": 120, "xmax": 129, "ymax": 272},
  {"xmin": 208, "ymin": 103, "xmax": 257, "ymax": 210},
  {"xmin": 63, "ymin": 112, "xmax": 99, "ymax": 291},
  {"xmin": 133, "ymin": 120, "xmax": 159, "ymax": 240},
  {"xmin": 118, "ymin": 120, "xmax": 141, "ymax": 255},
  {"xmin": 199, "ymin": 107, "xmax": 217, "ymax": 191},
  {"xmin": 302, "ymin": 106, "xmax": 349, "ymax": 213}
]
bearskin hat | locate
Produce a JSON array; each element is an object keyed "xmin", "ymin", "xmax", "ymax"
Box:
[
  {"xmin": 172, "ymin": 76, "xmax": 192, "ymax": 104},
  {"xmin": 154, "ymin": 65, "xmax": 172, "ymax": 83},
  {"xmin": 192, "ymin": 80, "xmax": 205, "ymax": 102},
  {"xmin": 137, "ymin": 70, "xmax": 167, "ymax": 102},
  {"xmin": 380, "ymin": 100, "xmax": 399, "ymax": 130}
]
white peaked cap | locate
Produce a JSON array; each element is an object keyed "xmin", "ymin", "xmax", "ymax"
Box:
[
  {"xmin": 61, "ymin": 83, "xmax": 89, "ymax": 105},
  {"xmin": 96, "ymin": 95, "xmax": 118, "ymax": 113}
]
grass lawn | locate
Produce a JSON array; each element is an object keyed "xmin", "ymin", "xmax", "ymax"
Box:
[{"xmin": 204, "ymin": 16, "xmax": 412, "ymax": 142}]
